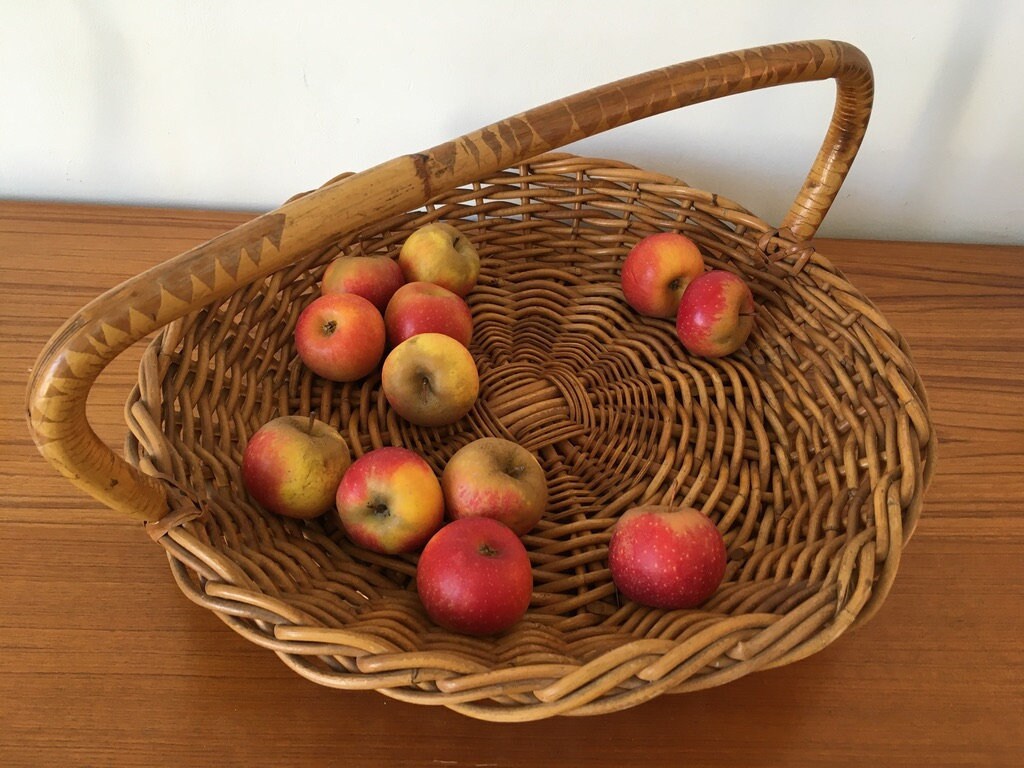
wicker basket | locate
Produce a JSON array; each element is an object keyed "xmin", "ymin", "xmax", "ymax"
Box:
[{"xmin": 27, "ymin": 40, "xmax": 935, "ymax": 721}]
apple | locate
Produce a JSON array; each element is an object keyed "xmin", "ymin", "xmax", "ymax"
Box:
[
  {"xmin": 621, "ymin": 232, "xmax": 705, "ymax": 318},
  {"xmin": 397, "ymin": 222, "xmax": 480, "ymax": 296},
  {"xmin": 384, "ymin": 281, "xmax": 473, "ymax": 348},
  {"xmin": 607, "ymin": 505, "xmax": 727, "ymax": 610},
  {"xmin": 381, "ymin": 332, "xmax": 479, "ymax": 427},
  {"xmin": 675, "ymin": 270, "xmax": 756, "ymax": 358},
  {"xmin": 241, "ymin": 415, "xmax": 351, "ymax": 520},
  {"xmin": 335, "ymin": 446, "xmax": 445, "ymax": 555},
  {"xmin": 416, "ymin": 517, "xmax": 533, "ymax": 636},
  {"xmin": 321, "ymin": 255, "xmax": 405, "ymax": 312},
  {"xmin": 441, "ymin": 437, "xmax": 547, "ymax": 536},
  {"xmin": 294, "ymin": 293, "xmax": 386, "ymax": 381}
]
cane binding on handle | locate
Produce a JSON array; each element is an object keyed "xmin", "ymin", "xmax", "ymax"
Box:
[{"xmin": 27, "ymin": 40, "xmax": 873, "ymax": 522}]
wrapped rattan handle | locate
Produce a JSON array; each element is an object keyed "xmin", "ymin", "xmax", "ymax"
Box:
[{"xmin": 27, "ymin": 39, "xmax": 872, "ymax": 521}]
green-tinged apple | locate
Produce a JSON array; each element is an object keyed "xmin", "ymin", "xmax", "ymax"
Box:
[
  {"xmin": 335, "ymin": 446, "xmax": 444, "ymax": 555},
  {"xmin": 608, "ymin": 505, "xmax": 727, "ymax": 609},
  {"xmin": 621, "ymin": 232, "xmax": 705, "ymax": 318},
  {"xmin": 675, "ymin": 270, "xmax": 756, "ymax": 357},
  {"xmin": 397, "ymin": 222, "xmax": 480, "ymax": 296},
  {"xmin": 442, "ymin": 438, "xmax": 547, "ymax": 536},
  {"xmin": 381, "ymin": 333, "xmax": 479, "ymax": 427},
  {"xmin": 241, "ymin": 415, "xmax": 351, "ymax": 520},
  {"xmin": 384, "ymin": 281, "xmax": 473, "ymax": 348},
  {"xmin": 321, "ymin": 255, "xmax": 405, "ymax": 312},
  {"xmin": 294, "ymin": 293, "xmax": 386, "ymax": 381},
  {"xmin": 416, "ymin": 517, "xmax": 533, "ymax": 636}
]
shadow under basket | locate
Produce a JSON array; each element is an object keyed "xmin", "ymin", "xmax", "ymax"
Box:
[{"xmin": 28, "ymin": 41, "xmax": 935, "ymax": 721}]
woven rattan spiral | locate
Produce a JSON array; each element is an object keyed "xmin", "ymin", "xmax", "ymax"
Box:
[{"xmin": 121, "ymin": 152, "xmax": 933, "ymax": 720}]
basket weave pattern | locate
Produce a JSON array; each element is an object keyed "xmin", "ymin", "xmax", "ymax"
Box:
[
  {"xmin": 27, "ymin": 41, "xmax": 935, "ymax": 721},
  {"xmin": 124, "ymin": 153, "xmax": 932, "ymax": 720}
]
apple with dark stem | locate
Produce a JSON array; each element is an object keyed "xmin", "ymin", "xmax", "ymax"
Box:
[
  {"xmin": 442, "ymin": 437, "xmax": 547, "ymax": 536},
  {"xmin": 381, "ymin": 332, "xmax": 479, "ymax": 427},
  {"xmin": 294, "ymin": 293, "xmax": 386, "ymax": 381},
  {"xmin": 241, "ymin": 414, "xmax": 351, "ymax": 520},
  {"xmin": 398, "ymin": 222, "xmax": 480, "ymax": 296},
  {"xmin": 416, "ymin": 517, "xmax": 533, "ymax": 636},
  {"xmin": 335, "ymin": 446, "xmax": 444, "ymax": 555}
]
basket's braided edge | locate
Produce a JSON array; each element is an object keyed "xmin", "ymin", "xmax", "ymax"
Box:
[{"xmin": 127, "ymin": 154, "xmax": 932, "ymax": 721}]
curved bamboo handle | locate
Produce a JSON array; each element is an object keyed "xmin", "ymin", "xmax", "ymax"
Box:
[{"xmin": 27, "ymin": 40, "xmax": 872, "ymax": 521}]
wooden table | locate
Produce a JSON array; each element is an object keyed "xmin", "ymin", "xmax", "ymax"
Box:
[{"xmin": 2, "ymin": 201, "xmax": 1021, "ymax": 767}]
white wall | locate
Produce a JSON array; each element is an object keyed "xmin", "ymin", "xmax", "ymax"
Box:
[{"xmin": 2, "ymin": 0, "xmax": 1021, "ymax": 244}]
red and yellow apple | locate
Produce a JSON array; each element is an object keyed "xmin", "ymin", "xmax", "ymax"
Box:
[
  {"xmin": 397, "ymin": 222, "xmax": 480, "ymax": 296},
  {"xmin": 321, "ymin": 255, "xmax": 405, "ymax": 312},
  {"xmin": 416, "ymin": 517, "xmax": 533, "ymax": 636},
  {"xmin": 384, "ymin": 281, "xmax": 473, "ymax": 348},
  {"xmin": 675, "ymin": 270, "xmax": 756, "ymax": 357},
  {"xmin": 442, "ymin": 438, "xmax": 547, "ymax": 536},
  {"xmin": 241, "ymin": 415, "xmax": 351, "ymax": 520},
  {"xmin": 294, "ymin": 293, "xmax": 386, "ymax": 381},
  {"xmin": 334, "ymin": 446, "xmax": 444, "ymax": 555},
  {"xmin": 621, "ymin": 232, "xmax": 705, "ymax": 318},
  {"xmin": 608, "ymin": 505, "xmax": 727, "ymax": 609},
  {"xmin": 381, "ymin": 332, "xmax": 479, "ymax": 427}
]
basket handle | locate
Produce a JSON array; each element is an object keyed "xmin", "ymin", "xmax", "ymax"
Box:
[{"xmin": 27, "ymin": 39, "xmax": 872, "ymax": 521}]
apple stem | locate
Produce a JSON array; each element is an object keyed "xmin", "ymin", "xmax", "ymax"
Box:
[
  {"xmin": 306, "ymin": 412, "xmax": 317, "ymax": 434},
  {"xmin": 478, "ymin": 543, "xmax": 499, "ymax": 557}
]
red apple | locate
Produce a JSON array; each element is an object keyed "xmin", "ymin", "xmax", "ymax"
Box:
[
  {"xmin": 294, "ymin": 293, "xmax": 386, "ymax": 381},
  {"xmin": 381, "ymin": 332, "xmax": 479, "ymax": 427},
  {"xmin": 384, "ymin": 281, "xmax": 473, "ymax": 348},
  {"xmin": 335, "ymin": 446, "xmax": 445, "ymax": 555},
  {"xmin": 675, "ymin": 270, "xmax": 756, "ymax": 357},
  {"xmin": 621, "ymin": 232, "xmax": 705, "ymax": 318},
  {"xmin": 398, "ymin": 222, "xmax": 480, "ymax": 296},
  {"xmin": 416, "ymin": 517, "xmax": 533, "ymax": 635},
  {"xmin": 441, "ymin": 438, "xmax": 547, "ymax": 536},
  {"xmin": 608, "ymin": 505, "xmax": 727, "ymax": 609},
  {"xmin": 322, "ymin": 255, "xmax": 405, "ymax": 312},
  {"xmin": 241, "ymin": 415, "xmax": 351, "ymax": 520}
]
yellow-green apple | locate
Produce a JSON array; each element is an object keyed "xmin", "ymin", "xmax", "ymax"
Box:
[
  {"xmin": 241, "ymin": 415, "xmax": 351, "ymax": 520},
  {"xmin": 621, "ymin": 232, "xmax": 705, "ymax": 317},
  {"xmin": 416, "ymin": 517, "xmax": 533, "ymax": 635},
  {"xmin": 675, "ymin": 270, "xmax": 756, "ymax": 358},
  {"xmin": 381, "ymin": 332, "xmax": 479, "ymax": 427},
  {"xmin": 384, "ymin": 281, "xmax": 473, "ymax": 348},
  {"xmin": 294, "ymin": 293, "xmax": 386, "ymax": 381},
  {"xmin": 335, "ymin": 446, "xmax": 444, "ymax": 554},
  {"xmin": 608, "ymin": 505, "xmax": 726, "ymax": 609},
  {"xmin": 397, "ymin": 222, "xmax": 480, "ymax": 296},
  {"xmin": 441, "ymin": 438, "xmax": 547, "ymax": 536},
  {"xmin": 321, "ymin": 255, "xmax": 405, "ymax": 312}
]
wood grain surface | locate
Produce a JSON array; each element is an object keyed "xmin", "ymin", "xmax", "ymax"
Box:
[{"xmin": 2, "ymin": 200, "xmax": 1022, "ymax": 766}]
